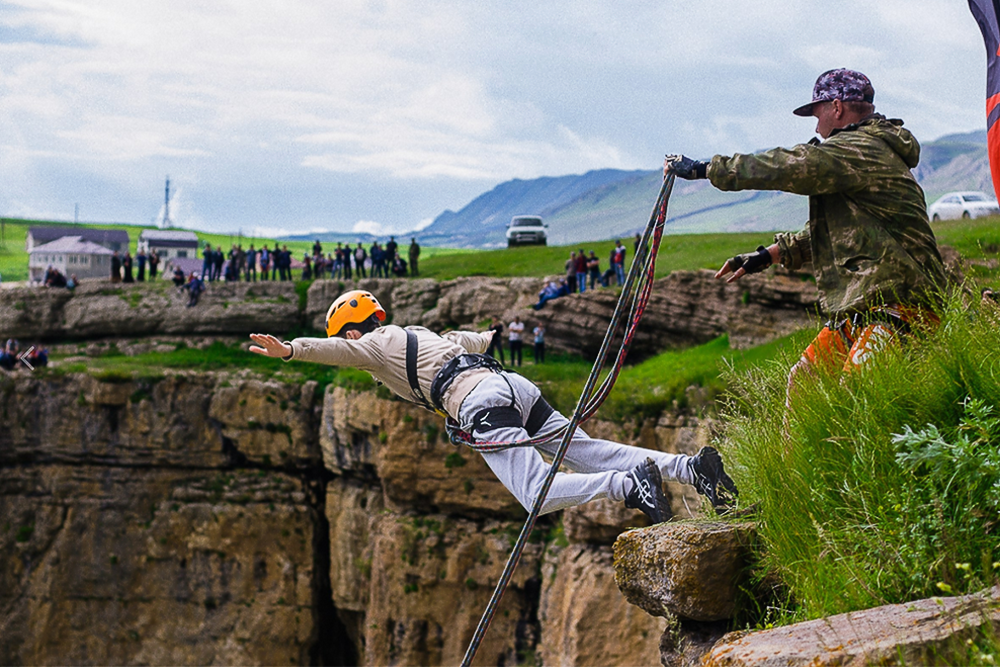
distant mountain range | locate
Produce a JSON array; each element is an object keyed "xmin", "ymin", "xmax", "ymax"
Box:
[{"xmin": 407, "ymin": 129, "xmax": 989, "ymax": 248}]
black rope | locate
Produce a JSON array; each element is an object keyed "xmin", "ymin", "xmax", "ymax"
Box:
[{"xmin": 459, "ymin": 173, "xmax": 676, "ymax": 666}]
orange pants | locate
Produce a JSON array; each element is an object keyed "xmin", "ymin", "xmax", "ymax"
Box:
[{"xmin": 788, "ymin": 306, "xmax": 938, "ymax": 401}]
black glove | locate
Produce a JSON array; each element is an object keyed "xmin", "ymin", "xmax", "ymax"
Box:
[
  {"xmin": 665, "ymin": 154, "xmax": 707, "ymax": 180},
  {"xmin": 727, "ymin": 246, "xmax": 772, "ymax": 275}
]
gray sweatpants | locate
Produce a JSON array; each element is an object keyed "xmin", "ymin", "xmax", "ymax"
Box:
[{"xmin": 458, "ymin": 373, "xmax": 695, "ymax": 515}]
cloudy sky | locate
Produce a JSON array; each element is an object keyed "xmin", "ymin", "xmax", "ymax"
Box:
[{"xmin": 0, "ymin": 0, "xmax": 986, "ymax": 237}]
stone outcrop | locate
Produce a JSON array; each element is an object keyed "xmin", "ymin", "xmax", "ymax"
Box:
[
  {"xmin": 703, "ymin": 586, "xmax": 1000, "ymax": 666},
  {"xmin": 0, "ymin": 280, "xmax": 300, "ymax": 340},
  {"xmin": 307, "ymin": 271, "xmax": 820, "ymax": 359},
  {"xmin": 613, "ymin": 521, "xmax": 756, "ymax": 622}
]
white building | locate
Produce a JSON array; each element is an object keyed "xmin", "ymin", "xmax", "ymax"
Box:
[
  {"xmin": 29, "ymin": 236, "xmax": 114, "ymax": 282},
  {"xmin": 26, "ymin": 226, "xmax": 129, "ymax": 254},
  {"xmin": 138, "ymin": 230, "xmax": 199, "ymax": 260}
]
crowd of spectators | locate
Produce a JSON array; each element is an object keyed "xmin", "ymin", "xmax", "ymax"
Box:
[{"xmin": 484, "ymin": 318, "xmax": 547, "ymax": 366}]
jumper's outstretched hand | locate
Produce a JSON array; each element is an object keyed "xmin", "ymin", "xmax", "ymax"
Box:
[
  {"xmin": 715, "ymin": 244, "xmax": 780, "ymax": 284},
  {"xmin": 249, "ymin": 333, "xmax": 291, "ymax": 358}
]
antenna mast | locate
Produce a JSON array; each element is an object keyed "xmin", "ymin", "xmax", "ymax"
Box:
[{"xmin": 161, "ymin": 176, "xmax": 173, "ymax": 229}]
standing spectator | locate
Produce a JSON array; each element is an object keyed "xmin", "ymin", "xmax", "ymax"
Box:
[
  {"xmin": 259, "ymin": 245, "xmax": 270, "ymax": 281},
  {"xmin": 565, "ymin": 252, "xmax": 577, "ymax": 293},
  {"xmin": 202, "ymin": 244, "xmax": 214, "ymax": 281},
  {"xmin": 370, "ymin": 241, "xmax": 384, "ymax": 278},
  {"xmin": 533, "ymin": 323, "xmax": 546, "ymax": 364},
  {"xmin": 587, "ymin": 251, "xmax": 602, "ymax": 289},
  {"xmin": 302, "ymin": 254, "xmax": 312, "ymax": 281},
  {"xmin": 313, "ymin": 239, "xmax": 323, "ymax": 257},
  {"xmin": 614, "ymin": 239, "xmax": 627, "ymax": 286},
  {"xmin": 122, "ymin": 251, "xmax": 134, "ymax": 283},
  {"xmin": 574, "ymin": 248, "xmax": 588, "ymax": 293},
  {"xmin": 236, "ymin": 244, "xmax": 246, "ymax": 280},
  {"xmin": 634, "ymin": 233, "xmax": 642, "ymax": 259},
  {"xmin": 487, "ymin": 317, "xmax": 506, "ymax": 365},
  {"xmin": 385, "ymin": 236, "xmax": 398, "ymax": 272},
  {"xmin": 149, "ymin": 251, "xmax": 159, "ymax": 279},
  {"xmin": 136, "ymin": 249, "xmax": 147, "ymax": 281},
  {"xmin": 111, "ymin": 251, "xmax": 122, "ymax": 282},
  {"xmin": 213, "ymin": 245, "xmax": 225, "ymax": 281},
  {"xmin": 340, "ymin": 244, "xmax": 351, "ymax": 280},
  {"xmin": 354, "ymin": 243, "xmax": 367, "ymax": 279},
  {"xmin": 280, "ymin": 245, "xmax": 291, "ymax": 281},
  {"xmin": 409, "ymin": 237, "xmax": 421, "ymax": 276},
  {"xmin": 246, "ymin": 244, "xmax": 257, "ymax": 281},
  {"xmin": 508, "ymin": 315, "xmax": 525, "ymax": 367},
  {"xmin": 606, "ymin": 247, "xmax": 618, "ymax": 286}
]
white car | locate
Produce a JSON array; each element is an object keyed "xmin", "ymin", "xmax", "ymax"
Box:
[
  {"xmin": 505, "ymin": 215, "xmax": 548, "ymax": 247},
  {"xmin": 928, "ymin": 191, "xmax": 1000, "ymax": 221}
]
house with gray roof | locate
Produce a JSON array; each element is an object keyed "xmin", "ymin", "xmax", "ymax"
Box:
[
  {"xmin": 29, "ymin": 236, "xmax": 114, "ymax": 282},
  {"xmin": 26, "ymin": 226, "xmax": 130, "ymax": 254},
  {"xmin": 138, "ymin": 229, "xmax": 199, "ymax": 260}
]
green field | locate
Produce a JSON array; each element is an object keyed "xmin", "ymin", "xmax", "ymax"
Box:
[{"xmin": 0, "ymin": 218, "xmax": 468, "ymax": 283}]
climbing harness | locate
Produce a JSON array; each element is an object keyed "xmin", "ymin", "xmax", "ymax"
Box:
[{"xmin": 459, "ymin": 173, "xmax": 677, "ymax": 667}]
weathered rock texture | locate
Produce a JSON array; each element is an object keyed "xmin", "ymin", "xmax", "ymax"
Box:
[
  {"xmin": 1, "ymin": 368, "xmax": 715, "ymax": 665},
  {"xmin": 307, "ymin": 271, "xmax": 820, "ymax": 359},
  {"xmin": 703, "ymin": 586, "xmax": 1000, "ymax": 666},
  {"xmin": 0, "ymin": 280, "xmax": 300, "ymax": 340},
  {"xmin": 0, "ymin": 372, "xmax": 341, "ymax": 665},
  {"xmin": 539, "ymin": 543, "xmax": 668, "ymax": 667},
  {"xmin": 613, "ymin": 521, "xmax": 756, "ymax": 622}
]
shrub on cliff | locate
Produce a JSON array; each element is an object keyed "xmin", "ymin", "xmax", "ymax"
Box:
[{"xmin": 719, "ymin": 292, "xmax": 1000, "ymax": 622}]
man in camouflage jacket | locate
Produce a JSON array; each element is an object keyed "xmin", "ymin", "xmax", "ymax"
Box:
[{"xmin": 666, "ymin": 69, "xmax": 945, "ymax": 382}]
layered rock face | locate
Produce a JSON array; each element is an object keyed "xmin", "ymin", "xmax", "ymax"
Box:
[
  {"xmin": 307, "ymin": 270, "xmax": 819, "ymax": 358},
  {"xmin": 0, "ymin": 269, "xmax": 820, "ymax": 359},
  {"xmin": 0, "ymin": 369, "xmax": 714, "ymax": 665}
]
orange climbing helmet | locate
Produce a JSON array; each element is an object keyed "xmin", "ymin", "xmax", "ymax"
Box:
[{"xmin": 326, "ymin": 290, "xmax": 387, "ymax": 337}]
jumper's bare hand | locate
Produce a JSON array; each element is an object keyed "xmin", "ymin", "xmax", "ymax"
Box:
[{"xmin": 249, "ymin": 333, "xmax": 291, "ymax": 358}]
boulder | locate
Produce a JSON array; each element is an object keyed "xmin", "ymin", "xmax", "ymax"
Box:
[
  {"xmin": 613, "ymin": 521, "xmax": 756, "ymax": 622},
  {"xmin": 702, "ymin": 586, "xmax": 1000, "ymax": 666}
]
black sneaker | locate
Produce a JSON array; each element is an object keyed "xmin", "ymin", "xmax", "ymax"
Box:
[
  {"xmin": 689, "ymin": 446, "xmax": 738, "ymax": 514},
  {"xmin": 624, "ymin": 457, "xmax": 672, "ymax": 524}
]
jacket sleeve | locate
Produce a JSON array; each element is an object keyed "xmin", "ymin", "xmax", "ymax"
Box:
[
  {"xmin": 774, "ymin": 227, "xmax": 812, "ymax": 270},
  {"xmin": 443, "ymin": 330, "xmax": 493, "ymax": 354},
  {"xmin": 284, "ymin": 336, "xmax": 386, "ymax": 371},
  {"xmin": 707, "ymin": 136, "xmax": 874, "ymax": 196}
]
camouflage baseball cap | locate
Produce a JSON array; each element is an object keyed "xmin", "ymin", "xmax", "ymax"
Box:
[{"xmin": 793, "ymin": 68, "xmax": 875, "ymax": 117}]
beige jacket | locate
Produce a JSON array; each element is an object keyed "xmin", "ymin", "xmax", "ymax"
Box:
[{"xmin": 285, "ymin": 325, "xmax": 495, "ymax": 419}]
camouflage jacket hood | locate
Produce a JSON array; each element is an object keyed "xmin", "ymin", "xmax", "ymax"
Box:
[
  {"xmin": 707, "ymin": 115, "xmax": 945, "ymax": 316},
  {"xmin": 831, "ymin": 115, "xmax": 920, "ymax": 169}
]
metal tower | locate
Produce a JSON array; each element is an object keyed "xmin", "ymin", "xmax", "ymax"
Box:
[{"xmin": 161, "ymin": 176, "xmax": 173, "ymax": 229}]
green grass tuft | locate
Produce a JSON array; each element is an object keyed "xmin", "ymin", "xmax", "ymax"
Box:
[{"xmin": 719, "ymin": 291, "xmax": 1000, "ymax": 622}]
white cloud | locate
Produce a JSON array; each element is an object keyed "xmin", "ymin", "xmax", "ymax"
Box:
[{"xmin": 0, "ymin": 0, "xmax": 987, "ymax": 233}]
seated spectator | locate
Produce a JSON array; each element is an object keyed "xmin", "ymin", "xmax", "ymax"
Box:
[
  {"xmin": 48, "ymin": 269, "xmax": 67, "ymax": 288},
  {"xmin": 532, "ymin": 279, "xmax": 570, "ymax": 310},
  {"xmin": 172, "ymin": 267, "xmax": 186, "ymax": 287},
  {"xmin": 183, "ymin": 273, "xmax": 205, "ymax": 307},
  {"xmin": 66, "ymin": 274, "xmax": 78, "ymax": 290},
  {"xmin": 27, "ymin": 345, "xmax": 48, "ymax": 368},
  {"xmin": 0, "ymin": 339, "xmax": 19, "ymax": 371},
  {"xmin": 392, "ymin": 256, "xmax": 408, "ymax": 277}
]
